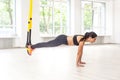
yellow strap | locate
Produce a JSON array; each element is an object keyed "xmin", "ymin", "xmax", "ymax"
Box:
[{"xmin": 27, "ymin": 0, "xmax": 33, "ymax": 31}]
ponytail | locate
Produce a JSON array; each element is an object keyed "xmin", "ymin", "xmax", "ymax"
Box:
[
  {"xmin": 80, "ymin": 32, "xmax": 89, "ymax": 41},
  {"xmin": 80, "ymin": 31, "xmax": 97, "ymax": 42}
]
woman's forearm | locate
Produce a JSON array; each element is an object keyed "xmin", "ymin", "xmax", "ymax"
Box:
[
  {"xmin": 76, "ymin": 51, "xmax": 83, "ymax": 65},
  {"xmin": 76, "ymin": 53, "xmax": 80, "ymax": 65}
]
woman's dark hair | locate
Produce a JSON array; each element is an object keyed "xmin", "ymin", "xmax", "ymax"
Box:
[{"xmin": 80, "ymin": 31, "xmax": 97, "ymax": 41}]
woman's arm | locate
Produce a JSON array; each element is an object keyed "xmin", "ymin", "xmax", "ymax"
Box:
[{"xmin": 76, "ymin": 41, "xmax": 85, "ymax": 66}]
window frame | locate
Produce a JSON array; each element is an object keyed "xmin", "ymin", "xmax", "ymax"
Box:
[
  {"xmin": 81, "ymin": 0, "xmax": 106, "ymax": 36},
  {"xmin": 39, "ymin": 0, "xmax": 70, "ymax": 37},
  {"xmin": 0, "ymin": 0, "xmax": 16, "ymax": 38}
]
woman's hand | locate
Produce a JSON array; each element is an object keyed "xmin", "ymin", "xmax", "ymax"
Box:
[
  {"xmin": 76, "ymin": 62, "xmax": 85, "ymax": 67},
  {"xmin": 79, "ymin": 61, "xmax": 86, "ymax": 64}
]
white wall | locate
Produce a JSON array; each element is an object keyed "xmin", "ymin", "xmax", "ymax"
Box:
[
  {"xmin": 113, "ymin": 0, "xmax": 120, "ymax": 43},
  {"xmin": 102, "ymin": 0, "xmax": 114, "ymax": 43},
  {"xmin": 70, "ymin": 0, "xmax": 81, "ymax": 34}
]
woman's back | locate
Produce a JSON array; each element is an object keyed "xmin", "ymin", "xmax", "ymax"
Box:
[{"xmin": 67, "ymin": 35, "xmax": 83, "ymax": 46}]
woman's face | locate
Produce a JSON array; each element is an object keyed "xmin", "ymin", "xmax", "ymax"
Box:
[{"xmin": 88, "ymin": 37, "xmax": 97, "ymax": 43}]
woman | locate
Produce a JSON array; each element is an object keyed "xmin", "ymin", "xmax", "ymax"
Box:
[{"xmin": 27, "ymin": 31, "xmax": 97, "ymax": 66}]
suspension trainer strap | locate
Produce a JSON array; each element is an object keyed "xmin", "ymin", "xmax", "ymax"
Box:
[{"xmin": 26, "ymin": 0, "xmax": 33, "ymax": 46}]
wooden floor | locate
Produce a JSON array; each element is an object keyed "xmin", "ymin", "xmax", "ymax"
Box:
[{"xmin": 0, "ymin": 44, "xmax": 120, "ymax": 80}]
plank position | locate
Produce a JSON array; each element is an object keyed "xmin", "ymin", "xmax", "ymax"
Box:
[{"xmin": 27, "ymin": 31, "xmax": 97, "ymax": 67}]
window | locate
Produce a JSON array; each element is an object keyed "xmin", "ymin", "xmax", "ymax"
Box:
[
  {"xmin": 81, "ymin": 0, "xmax": 106, "ymax": 35},
  {"xmin": 0, "ymin": 0, "xmax": 16, "ymax": 37},
  {"xmin": 39, "ymin": 0, "xmax": 70, "ymax": 36}
]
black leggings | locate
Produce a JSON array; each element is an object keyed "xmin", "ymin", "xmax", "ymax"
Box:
[{"xmin": 31, "ymin": 35, "xmax": 68, "ymax": 49}]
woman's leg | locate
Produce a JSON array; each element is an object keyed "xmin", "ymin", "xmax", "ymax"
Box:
[
  {"xmin": 31, "ymin": 40, "xmax": 60, "ymax": 49},
  {"xmin": 27, "ymin": 35, "xmax": 67, "ymax": 55},
  {"xmin": 31, "ymin": 35, "xmax": 67, "ymax": 49}
]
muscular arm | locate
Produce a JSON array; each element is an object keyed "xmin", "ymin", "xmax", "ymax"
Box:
[{"xmin": 76, "ymin": 41, "xmax": 85, "ymax": 66}]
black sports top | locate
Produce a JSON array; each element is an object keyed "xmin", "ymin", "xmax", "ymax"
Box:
[{"xmin": 73, "ymin": 35, "xmax": 79, "ymax": 45}]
